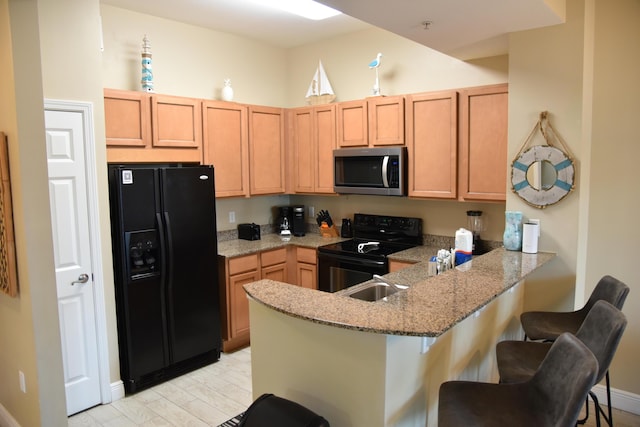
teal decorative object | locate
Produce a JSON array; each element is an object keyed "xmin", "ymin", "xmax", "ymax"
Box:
[
  {"xmin": 141, "ymin": 35, "xmax": 154, "ymax": 93},
  {"xmin": 503, "ymin": 211, "xmax": 523, "ymax": 251}
]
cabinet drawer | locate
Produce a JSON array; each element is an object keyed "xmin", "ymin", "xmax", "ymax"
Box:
[
  {"xmin": 228, "ymin": 254, "xmax": 259, "ymax": 276},
  {"xmin": 260, "ymin": 248, "xmax": 287, "ymax": 267},
  {"xmin": 296, "ymin": 247, "xmax": 316, "ymax": 264}
]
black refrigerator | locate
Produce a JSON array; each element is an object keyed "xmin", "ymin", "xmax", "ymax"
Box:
[{"xmin": 108, "ymin": 164, "xmax": 221, "ymax": 394}]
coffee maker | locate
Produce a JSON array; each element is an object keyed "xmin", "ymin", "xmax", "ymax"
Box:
[
  {"xmin": 277, "ymin": 206, "xmax": 292, "ymax": 239},
  {"xmin": 292, "ymin": 205, "xmax": 305, "ymax": 237}
]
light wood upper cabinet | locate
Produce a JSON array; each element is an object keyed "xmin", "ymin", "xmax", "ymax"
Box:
[
  {"xmin": 337, "ymin": 96, "xmax": 405, "ymax": 148},
  {"xmin": 202, "ymin": 101, "xmax": 249, "ymax": 198},
  {"xmin": 290, "ymin": 105, "xmax": 336, "ymax": 194},
  {"xmin": 458, "ymin": 84, "xmax": 508, "ymax": 201},
  {"xmin": 336, "ymin": 99, "xmax": 368, "ymax": 147},
  {"xmin": 104, "ymin": 89, "xmax": 203, "ymax": 163},
  {"xmin": 405, "ymin": 90, "xmax": 458, "ymax": 199},
  {"xmin": 368, "ymin": 95, "xmax": 405, "ymax": 146},
  {"xmin": 151, "ymin": 94, "xmax": 202, "ymax": 149},
  {"xmin": 104, "ymin": 89, "xmax": 150, "ymax": 148},
  {"xmin": 248, "ymin": 105, "xmax": 286, "ymax": 195}
]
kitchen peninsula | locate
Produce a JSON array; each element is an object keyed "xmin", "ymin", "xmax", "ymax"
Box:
[{"xmin": 244, "ymin": 248, "xmax": 554, "ymax": 427}]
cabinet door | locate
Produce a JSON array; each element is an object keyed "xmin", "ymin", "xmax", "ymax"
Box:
[
  {"xmin": 337, "ymin": 99, "xmax": 368, "ymax": 147},
  {"xmin": 151, "ymin": 94, "xmax": 202, "ymax": 149},
  {"xmin": 203, "ymin": 101, "xmax": 249, "ymax": 198},
  {"xmin": 368, "ymin": 96, "xmax": 405, "ymax": 146},
  {"xmin": 104, "ymin": 89, "xmax": 151, "ymax": 147},
  {"xmin": 296, "ymin": 263, "xmax": 317, "ymax": 289},
  {"xmin": 249, "ymin": 106, "xmax": 286, "ymax": 195},
  {"xmin": 229, "ymin": 270, "xmax": 260, "ymax": 340},
  {"xmin": 291, "ymin": 107, "xmax": 314, "ymax": 193},
  {"xmin": 291, "ymin": 106, "xmax": 336, "ymax": 194},
  {"xmin": 405, "ymin": 91, "xmax": 458, "ymax": 199},
  {"xmin": 262, "ymin": 263, "xmax": 287, "ymax": 282},
  {"xmin": 314, "ymin": 105, "xmax": 337, "ymax": 193},
  {"xmin": 459, "ymin": 84, "xmax": 508, "ymax": 201}
]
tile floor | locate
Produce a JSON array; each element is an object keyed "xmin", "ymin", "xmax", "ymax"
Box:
[
  {"xmin": 68, "ymin": 348, "xmax": 252, "ymax": 427},
  {"xmin": 69, "ymin": 346, "xmax": 640, "ymax": 426}
]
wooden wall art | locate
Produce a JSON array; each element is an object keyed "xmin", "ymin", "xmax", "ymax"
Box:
[{"xmin": 0, "ymin": 132, "xmax": 18, "ymax": 297}]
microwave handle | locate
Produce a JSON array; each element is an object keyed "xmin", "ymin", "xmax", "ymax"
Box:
[{"xmin": 382, "ymin": 155, "xmax": 389, "ymax": 188}]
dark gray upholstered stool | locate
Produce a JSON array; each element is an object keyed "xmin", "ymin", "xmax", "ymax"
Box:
[
  {"xmin": 438, "ymin": 333, "xmax": 598, "ymax": 427},
  {"xmin": 498, "ymin": 300, "xmax": 627, "ymax": 427},
  {"xmin": 238, "ymin": 393, "xmax": 330, "ymax": 427},
  {"xmin": 520, "ymin": 275, "xmax": 629, "ymax": 341}
]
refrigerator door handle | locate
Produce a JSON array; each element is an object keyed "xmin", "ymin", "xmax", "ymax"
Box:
[
  {"xmin": 163, "ymin": 211, "xmax": 176, "ymax": 345},
  {"xmin": 156, "ymin": 212, "xmax": 168, "ymax": 284}
]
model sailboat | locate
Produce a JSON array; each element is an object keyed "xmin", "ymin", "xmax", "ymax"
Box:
[{"xmin": 305, "ymin": 60, "xmax": 336, "ymax": 105}]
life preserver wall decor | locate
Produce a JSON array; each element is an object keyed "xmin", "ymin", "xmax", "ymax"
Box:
[{"xmin": 511, "ymin": 112, "xmax": 575, "ymax": 209}]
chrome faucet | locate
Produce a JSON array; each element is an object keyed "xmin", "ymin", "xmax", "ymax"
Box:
[{"xmin": 372, "ymin": 274, "xmax": 403, "ymax": 292}]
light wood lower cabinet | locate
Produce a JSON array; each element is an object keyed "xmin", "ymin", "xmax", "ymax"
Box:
[
  {"xmin": 261, "ymin": 248, "xmax": 288, "ymax": 282},
  {"xmin": 220, "ymin": 247, "xmax": 295, "ymax": 352},
  {"xmin": 388, "ymin": 260, "xmax": 416, "ymax": 272},
  {"xmin": 295, "ymin": 247, "xmax": 317, "ymax": 289}
]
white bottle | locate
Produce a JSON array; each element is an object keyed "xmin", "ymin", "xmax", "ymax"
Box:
[
  {"xmin": 455, "ymin": 228, "xmax": 473, "ymax": 265},
  {"xmin": 522, "ymin": 222, "xmax": 540, "ymax": 253}
]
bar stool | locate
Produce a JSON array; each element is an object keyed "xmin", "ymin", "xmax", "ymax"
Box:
[
  {"xmin": 238, "ymin": 393, "xmax": 330, "ymax": 427},
  {"xmin": 498, "ymin": 300, "xmax": 627, "ymax": 427},
  {"xmin": 520, "ymin": 275, "xmax": 629, "ymax": 341},
  {"xmin": 438, "ymin": 333, "xmax": 597, "ymax": 427}
]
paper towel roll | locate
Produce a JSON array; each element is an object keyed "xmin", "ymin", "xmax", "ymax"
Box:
[{"xmin": 522, "ymin": 223, "xmax": 539, "ymax": 254}]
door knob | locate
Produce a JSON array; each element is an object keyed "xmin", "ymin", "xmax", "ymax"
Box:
[{"xmin": 71, "ymin": 273, "xmax": 89, "ymax": 286}]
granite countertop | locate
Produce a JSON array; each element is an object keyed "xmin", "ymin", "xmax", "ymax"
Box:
[
  {"xmin": 243, "ymin": 248, "xmax": 555, "ymax": 337},
  {"xmin": 217, "ymin": 233, "xmax": 347, "ymax": 258}
]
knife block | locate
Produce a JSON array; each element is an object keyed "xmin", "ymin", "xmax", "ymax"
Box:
[{"xmin": 319, "ymin": 223, "xmax": 339, "ymax": 237}]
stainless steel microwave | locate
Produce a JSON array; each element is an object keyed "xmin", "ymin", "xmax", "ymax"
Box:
[{"xmin": 333, "ymin": 147, "xmax": 407, "ymax": 196}]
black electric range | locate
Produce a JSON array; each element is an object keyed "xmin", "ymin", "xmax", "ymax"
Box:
[{"xmin": 317, "ymin": 213, "xmax": 423, "ymax": 292}]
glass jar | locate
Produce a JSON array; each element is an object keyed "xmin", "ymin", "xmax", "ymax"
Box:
[{"xmin": 503, "ymin": 211, "xmax": 523, "ymax": 251}]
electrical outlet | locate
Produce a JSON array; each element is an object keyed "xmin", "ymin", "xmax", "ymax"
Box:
[
  {"xmin": 229, "ymin": 211, "xmax": 236, "ymax": 223},
  {"xmin": 19, "ymin": 370, "xmax": 26, "ymax": 393},
  {"xmin": 309, "ymin": 206, "xmax": 315, "ymax": 218}
]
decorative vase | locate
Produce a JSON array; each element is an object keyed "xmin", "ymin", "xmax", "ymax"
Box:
[
  {"xmin": 503, "ymin": 211, "xmax": 523, "ymax": 251},
  {"xmin": 221, "ymin": 78, "xmax": 234, "ymax": 101}
]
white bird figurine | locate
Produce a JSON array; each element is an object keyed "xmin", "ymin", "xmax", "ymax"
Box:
[
  {"xmin": 368, "ymin": 52, "xmax": 382, "ymax": 96},
  {"xmin": 369, "ymin": 52, "xmax": 382, "ymax": 69}
]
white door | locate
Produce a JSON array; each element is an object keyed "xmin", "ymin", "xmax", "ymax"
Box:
[{"xmin": 45, "ymin": 107, "xmax": 102, "ymax": 415}]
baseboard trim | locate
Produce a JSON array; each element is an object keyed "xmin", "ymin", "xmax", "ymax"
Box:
[
  {"xmin": 592, "ymin": 384, "xmax": 640, "ymax": 415},
  {"xmin": 110, "ymin": 380, "xmax": 125, "ymax": 403},
  {"xmin": 0, "ymin": 404, "xmax": 20, "ymax": 427}
]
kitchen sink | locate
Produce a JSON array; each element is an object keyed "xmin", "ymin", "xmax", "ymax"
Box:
[{"xmin": 344, "ymin": 282, "xmax": 409, "ymax": 302}]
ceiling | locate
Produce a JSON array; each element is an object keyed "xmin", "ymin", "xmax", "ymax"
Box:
[{"xmin": 100, "ymin": 0, "xmax": 565, "ymax": 59}]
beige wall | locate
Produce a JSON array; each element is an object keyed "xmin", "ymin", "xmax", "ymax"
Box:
[
  {"xmin": 583, "ymin": 0, "xmax": 639, "ymax": 395},
  {"xmin": 101, "ymin": 5, "xmax": 289, "ymax": 106},
  {"xmin": 1, "ymin": 0, "xmax": 638, "ymax": 425},
  {"xmin": 509, "ymin": 0, "xmax": 640, "ymax": 396},
  {"xmin": 0, "ymin": 0, "xmax": 66, "ymax": 425}
]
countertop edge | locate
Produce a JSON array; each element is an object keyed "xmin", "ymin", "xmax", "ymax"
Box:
[{"xmin": 244, "ymin": 249, "xmax": 556, "ymax": 337}]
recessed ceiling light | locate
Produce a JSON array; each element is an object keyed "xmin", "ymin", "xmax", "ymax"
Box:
[{"xmin": 248, "ymin": 0, "xmax": 342, "ymax": 20}]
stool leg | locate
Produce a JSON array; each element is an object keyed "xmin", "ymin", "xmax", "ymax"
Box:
[{"xmin": 576, "ymin": 396, "xmax": 590, "ymax": 425}]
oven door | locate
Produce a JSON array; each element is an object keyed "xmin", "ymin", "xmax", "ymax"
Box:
[{"xmin": 317, "ymin": 252, "xmax": 387, "ymax": 293}]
